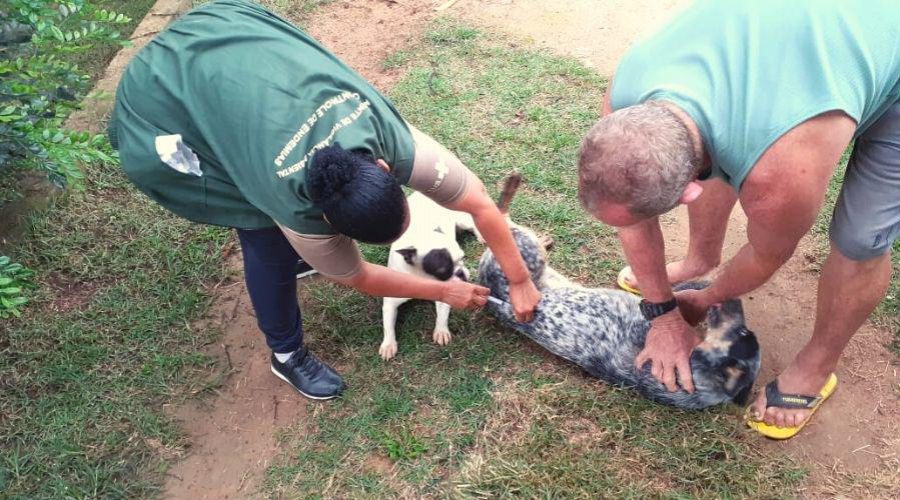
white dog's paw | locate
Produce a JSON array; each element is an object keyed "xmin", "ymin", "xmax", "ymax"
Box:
[
  {"xmin": 379, "ymin": 340, "xmax": 398, "ymax": 360},
  {"xmin": 433, "ymin": 330, "xmax": 452, "ymax": 346}
]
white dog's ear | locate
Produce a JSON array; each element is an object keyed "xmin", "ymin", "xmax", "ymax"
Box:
[{"xmin": 396, "ymin": 247, "xmax": 418, "ymax": 265}]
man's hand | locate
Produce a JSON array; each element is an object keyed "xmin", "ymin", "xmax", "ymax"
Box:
[
  {"xmin": 634, "ymin": 310, "xmax": 702, "ymax": 393},
  {"xmin": 508, "ymin": 279, "xmax": 541, "ymax": 322},
  {"xmin": 441, "ymin": 279, "xmax": 490, "ymax": 309}
]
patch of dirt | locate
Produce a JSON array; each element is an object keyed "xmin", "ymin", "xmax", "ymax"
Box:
[
  {"xmin": 364, "ymin": 453, "xmax": 395, "ymax": 475},
  {"xmin": 292, "ymin": 0, "xmax": 437, "ymax": 90},
  {"xmin": 45, "ymin": 273, "xmax": 101, "ymax": 313},
  {"xmin": 456, "ymin": 0, "xmax": 692, "ymax": 76},
  {"xmin": 162, "ymin": 272, "xmax": 309, "ymax": 499}
]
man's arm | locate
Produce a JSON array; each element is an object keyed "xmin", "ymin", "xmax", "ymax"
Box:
[
  {"xmin": 618, "ymin": 216, "xmax": 674, "ymax": 303},
  {"xmin": 681, "ymin": 111, "xmax": 854, "ymax": 316},
  {"xmin": 620, "ymin": 217, "xmax": 701, "ymax": 393},
  {"xmin": 601, "ymin": 79, "xmax": 614, "ymax": 116},
  {"xmin": 681, "ymin": 180, "xmax": 826, "ymax": 317}
]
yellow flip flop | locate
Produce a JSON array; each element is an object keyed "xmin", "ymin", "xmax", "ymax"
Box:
[
  {"xmin": 747, "ymin": 373, "xmax": 838, "ymax": 440},
  {"xmin": 616, "ymin": 266, "xmax": 642, "ymax": 296}
]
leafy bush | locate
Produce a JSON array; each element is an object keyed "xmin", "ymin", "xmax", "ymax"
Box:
[
  {"xmin": 0, "ymin": 255, "xmax": 33, "ymax": 318},
  {"xmin": 0, "ymin": 0, "xmax": 129, "ymax": 188},
  {"xmin": 1, "ymin": 0, "xmax": 131, "ymax": 319}
]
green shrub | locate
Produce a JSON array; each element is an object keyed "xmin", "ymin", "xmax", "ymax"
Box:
[
  {"xmin": 0, "ymin": 255, "xmax": 33, "ymax": 318},
  {"xmin": 1, "ymin": 1, "xmax": 132, "ymax": 318},
  {"xmin": 0, "ymin": 0, "xmax": 129, "ymax": 188}
]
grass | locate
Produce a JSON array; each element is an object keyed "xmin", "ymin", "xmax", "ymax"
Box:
[
  {"xmin": 0, "ymin": 158, "xmax": 232, "ymax": 497},
  {"xmin": 0, "ymin": 1, "xmax": 233, "ymax": 497},
  {"xmin": 2, "ymin": 0, "xmax": 896, "ymax": 496},
  {"xmin": 261, "ymin": 0, "xmax": 335, "ymax": 28},
  {"xmin": 262, "ymin": 19, "xmax": 815, "ymax": 498}
]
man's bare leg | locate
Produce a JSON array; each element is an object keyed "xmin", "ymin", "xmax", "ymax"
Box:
[
  {"xmin": 752, "ymin": 246, "xmax": 892, "ymax": 427},
  {"xmin": 624, "ymin": 179, "xmax": 738, "ymax": 287}
]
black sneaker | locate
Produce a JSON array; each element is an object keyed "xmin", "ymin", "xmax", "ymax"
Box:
[
  {"xmin": 295, "ymin": 260, "xmax": 318, "ymax": 279},
  {"xmin": 270, "ymin": 347, "xmax": 346, "ymax": 400}
]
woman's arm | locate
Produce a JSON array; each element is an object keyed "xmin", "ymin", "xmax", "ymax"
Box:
[
  {"xmin": 337, "ymin": 262, "xmax": 489, "ymax": 309},
  {"xmin": 406, "ymin": 125, "xmax": 541, "ymax": 322},
  {"xmin": 278, "ymin": 227, "xmax": 490, "ymax": 309}
]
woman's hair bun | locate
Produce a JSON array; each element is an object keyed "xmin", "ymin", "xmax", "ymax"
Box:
[
  {"xmin": 306, "ymin": 143, "xmax": 407, "ymax": 244},
  {"xmin": 307, "ymin": 143, "xmax": 362, "ymax": 204}
]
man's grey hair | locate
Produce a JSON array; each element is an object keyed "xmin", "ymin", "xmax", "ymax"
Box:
[{"xmin": 578, "ymin": 101, "xmax": 699, "ymax": 218}]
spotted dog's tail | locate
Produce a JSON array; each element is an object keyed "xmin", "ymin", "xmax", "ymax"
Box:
[{"xmin": 496, "ymin": 171, "xmax": 523, "ymax": 215}]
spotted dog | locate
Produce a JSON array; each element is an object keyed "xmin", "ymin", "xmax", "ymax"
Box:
[
  {"xmin": 381, "ymin": 192, "xmax": 482, "ymax": 360},
  {"xmin": 478, "ymin": 180, "xmax": 761, "ymax": 409}
]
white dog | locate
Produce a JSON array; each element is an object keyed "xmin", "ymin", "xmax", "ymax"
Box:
[{"xmin": 381, "ymin": 192, "xmax": 482, "ymax": 360}]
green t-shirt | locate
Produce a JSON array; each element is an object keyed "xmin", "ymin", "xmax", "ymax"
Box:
[
  {"xmin": 611, "ymin": 0, "xmax": 900, "ymax": 191},
  {"xmin": 113, "ymin": 0, "xmax": 415, "ymax": 233}
]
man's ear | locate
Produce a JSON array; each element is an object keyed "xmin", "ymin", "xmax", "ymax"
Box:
[
  {"xmin": 396, "ymin": 247, "xmax": 417, "ymax": 265},
  {"xmin": 375, "ymin": 158, "xmax": 392, "ymax": 173},
  {"xmin": 679, "ymin": 181, "xmax": 704, "ymax": 205}
]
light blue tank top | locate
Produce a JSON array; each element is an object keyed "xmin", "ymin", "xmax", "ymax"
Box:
[{"xmin": 611, "ymin": 0, "xmax": 900, "ymax": 191}]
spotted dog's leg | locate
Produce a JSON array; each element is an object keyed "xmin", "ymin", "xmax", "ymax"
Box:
[
  {"xmin": 433, "ymin": 301, "xmax": 452, "ymax": 346},
  {"xmin": 381, "ymin": 296, "xmax": 410, "ymax": 360}
]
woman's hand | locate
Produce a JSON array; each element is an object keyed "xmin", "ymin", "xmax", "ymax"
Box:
[
  {"xmin": 441, "ymin": 278, "xmax": 490, "ymax": 309},
  {"xmin": 508, "ymin": 279, "xmax": 540, "ymax": 322}
]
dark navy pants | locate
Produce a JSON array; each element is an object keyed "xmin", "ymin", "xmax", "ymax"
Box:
[{"xmin": 236, "ymin": 227, "xmax": 304, "ymax": 353}]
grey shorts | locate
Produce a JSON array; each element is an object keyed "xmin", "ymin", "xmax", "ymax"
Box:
[{"xmin": 830, "ymin": 101, "xmax": 900, "ymax": 261}]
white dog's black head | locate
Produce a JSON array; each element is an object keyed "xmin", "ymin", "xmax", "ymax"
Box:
[{"xmin": 395, "ymin": 229, "xmax": 469, "ymax": 282}]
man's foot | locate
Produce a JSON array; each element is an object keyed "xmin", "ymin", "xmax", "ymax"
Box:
[
  {"xmin": 618, "ymin": 259, "xmax": 716, "ymax": 293},
  {"xmin": 750, "ymin": 362, "xmax": 834, "ymax": 429},
  {"xmin": 271, "ymin": 347, "xmax": 345, "ymax": 400},
  {"xmin": 296, "ymin": 260, "xmax": 318, "ymax": 279}
]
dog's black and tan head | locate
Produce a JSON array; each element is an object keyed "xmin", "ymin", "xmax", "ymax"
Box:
[{"xmin": 691, "ymin": 299, "xmax": 761, "ymax": 405}]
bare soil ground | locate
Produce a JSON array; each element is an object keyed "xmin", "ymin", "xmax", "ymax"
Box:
[
  {"xmin": 163, "ymin": 271, "xmax": 309, "ymax": 499},
  {"xmin": 97, "ymin": 0, "xmax": 897, "ymax": 497}
]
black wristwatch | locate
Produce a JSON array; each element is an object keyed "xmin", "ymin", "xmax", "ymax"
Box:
[{"xmin": 639, "ymin": 297, "xmax": 678, "ymax": 321}]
